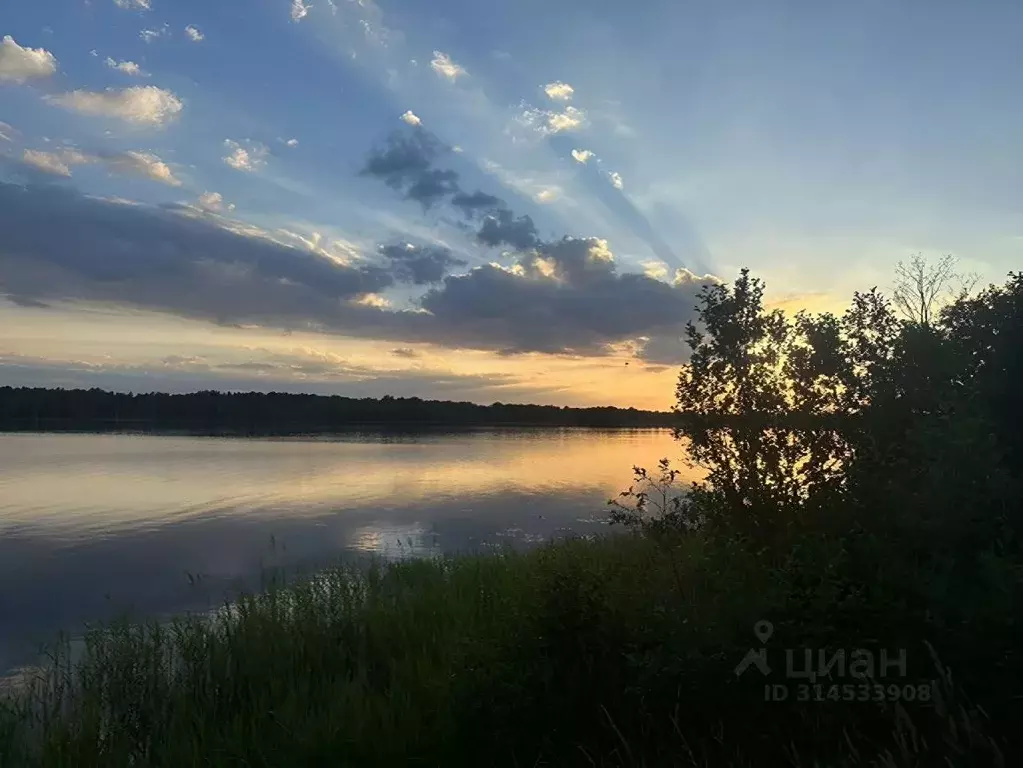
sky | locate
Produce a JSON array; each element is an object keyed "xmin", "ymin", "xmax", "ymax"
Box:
[{"xmin": 0, "ymin": 0, "xmax": 1020, "ymax": 410}]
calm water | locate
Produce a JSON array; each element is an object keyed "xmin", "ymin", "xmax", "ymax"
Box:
[{"xmin": 0, "ymin": 428, "xmax": 691, "ymax": 677}]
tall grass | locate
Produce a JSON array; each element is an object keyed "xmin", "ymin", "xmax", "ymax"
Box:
[{"xmin": 0, "ymin": 529, "xmax": 1012, "ymax": 767}]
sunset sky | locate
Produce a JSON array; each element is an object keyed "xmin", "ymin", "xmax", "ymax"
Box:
[{"xmin": 1, "ymin": 0, "xmax": 1020, "ymax": 410}]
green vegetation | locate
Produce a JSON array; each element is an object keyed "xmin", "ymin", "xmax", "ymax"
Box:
[{"xmin": 2, "ymin": 262, "xmax": 1021, "ymax": 766}]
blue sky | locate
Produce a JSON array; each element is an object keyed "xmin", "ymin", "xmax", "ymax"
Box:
[{"xmin": 1, "ymin": 0, "xmax": 1021, "ymax": 408}]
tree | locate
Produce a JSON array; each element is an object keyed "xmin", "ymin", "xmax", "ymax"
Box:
[{"xmin": 891, "ymin": 253, "xmax": 978, "ymax": 325}]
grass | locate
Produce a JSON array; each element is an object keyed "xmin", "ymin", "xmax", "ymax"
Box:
[{"xmin": 0, "ymin": 528, "xmax": 1014, "ymax": 767}]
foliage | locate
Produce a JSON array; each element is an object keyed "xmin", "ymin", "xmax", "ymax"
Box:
[
  {"xmin": 1, "ymin": 534, "xmax": 1014, "ymax": 767},
  {"xmin": 626, "ymin": 261, "xmax": 1023, "ymax": 758},
  {"xmin": 0, "ymin": 387, "xmax": 676, "ymax": 433}
]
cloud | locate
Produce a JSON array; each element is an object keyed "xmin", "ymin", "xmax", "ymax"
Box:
[
  {"xmin": 608, "ymin": 171, "xmax": 623, "ymax": 190},
  {"xmin": 360, "ymin": 130, "xmax": 459, "ymax": 207},
  {"xmin": 357, "ymin": 128, "xmax": 720, "ymax": 360},
  {"xmin": 571, "ymin": 149, "xmax": 595, "ymax": 164},
  {"xmin": 223, "ymin": 139, "xmax": 269, "ymax": 172},
  {"xmin": 0, "ymin": 36, "xmax": 58, "ymax": 84},
  {"xmin": 430, "ymin": 51, "xmax": 467, "ymax": 81},
  {"xmin": 0, "ymin": 181, "xmax": 394, "ymax": 332},
  {"xmin": 361, "ymin": 130, "xmax": 541, "ymax": 250},
  {"xmin": 543, "ymin": 81, "xmax": 574, "ymax": 101},
  {"xmin": 198, "ymin": 191, "xmax": 234, "ymax": 211},
  {"xmin": 0, "ymin": 121, "xmax": 16, "ymax": 142},
  {"xmin": 414, "ymin": 237, "xmax": 716, "ymax": 359},
  {"xmin": 641, "ymin": 260, "xmax": 669, "ymax": 280},
  {"xmin": 104, "ymin": 57, "xmax": 148, "ymax": 77},
  {"xmin": 139, "ymin": 27, "xmax": 168, "ymax": 43},
  {"xmin": 46, "ymin": 86, "xmax": 183, "ymax": 126},
  {"xmin": 184, "ymin": 25, "xmax": 204, "ymax": 42},
  {"xmin": 450, "ymin": 190, "xmax": 501, "ymax": 217},
  {"xmin": 534, "ymin": 188, "xmax": 558, "ymax": 203},
  {"xmin": 284, "ymin": 138, "xmax": 299, "ymax": 147},
  {"xmin": 113, "ymin": 0, "xmax": 151, "ymax": 9},
  {"xmin": 105, "ymin": 151, "xmax": 181, "ymax": 186},
  {"xmin": 476, "ymin": 209, "xmax": 539, "ymax": 250},
  {"xmin": 0, "ymin": 171, "xmax": 719, "ymax": 362},
  {"xmin": 520, "ymin": 104, "xmax": 586, "ymax": 135},
  {"xmin": 391, "ymin": 347, "xmax": 419, "ymax": 358},
  {"xmin": 291, "ymin": 0, "xmax": 311, "ymax": 22},
  {"xmin": 400, "ymin": 110, "xmax": 422, "ymax": 127},
  {"xmin": 22, "ymin": 149, "xmax": 82, "ymax": 177},
  {"xmin": 379, "ymin": 243, "xmax": 467, "ymax": 284},
  {"xmin": 19, "ymin": 147, "xmax": 180, "ymax": 186},
  {"xmin": 353, "ymin": 293, "xmax": 391, "ymax": 308}
]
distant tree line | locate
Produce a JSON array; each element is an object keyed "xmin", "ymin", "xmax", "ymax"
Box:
[{"xmin": 0, "ymin": 387, "xmax": 678, "ymax": 433}]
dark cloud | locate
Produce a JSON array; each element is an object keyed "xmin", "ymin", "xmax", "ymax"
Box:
[
  {"xmin": 451, "ymin": 190, "xmax": 502, "ymax": 217},
  {"xmin": 417, "ymin": 238, "xmax": 714, "ymax": 359},
  {"xmin": 359, "ymin": 129, "xmax": 537, "ymax": 250},
  {"xmin": 379, "ymin": 243, "xmax": 467, "ymax": 284},
  {"xmin": 477, "ymin": 208, "xmax": 539, "ymax": 250},
  {"xmin": 360, "ymin": 131, "xmax": 461, "ymax": 208},
  {"xmin": 353, "ymin": 129, "xmax": 718, "ymax": 362},
  {"xmin": 1, "ymin": 160, "xmax": 715, "ymax": 364},
  {"xmin": 391, "ymin": 347, "xmax": 419, "ymax": 358},
  {"xmin": 360, "ymin": 130, "xmax": 445, "ymax": 188},
  {"xmin": 0, "ymin": 181, "xmax": 392, "ymax": 329},
  {"xmin": 404, "ymin": 168, "xmax": 461, "ymax": 208}
]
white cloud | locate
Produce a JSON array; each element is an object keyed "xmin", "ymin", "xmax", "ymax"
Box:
[
  {"xmin": 104, "ymin": 57, "xmax": 148, "ymax": 76},
  {"xmin": 0, "ymin": 121, "xmax": 15, "ymax": 142},
  {"xmin": 608, "ymin": 171, "xmax": 624, "ymax": 190},
  {"xmin": 139, "ymin": 27, "xmax": 168, "ymax": 43},
  {"xmin": 399, "ymin": 109, "xmax": 421, "ymax": 126},
  {"xmin": 641, "ymin": 260, "xmax": 670, "ymax": 280},
  {"xmin": 198, "ymin": 191, "xmax": 234, "ymax": 211},
  {"xmin": 430, "ymin": 51, "xmax": 466, "ymax": 81},
  {"xmin": 22, "ymin": 149, "xmax": 80, "ymax": 177},
  {"xmin": 106, "ymin": 151, "xmax": 181, "ymax": 186},
  {"xmin": 46, "ymin": 86, "xmax": 183, "ymax": 126},
  {"xmin": 353, "ymin": 293, "xmax": 391, "ymax": 308},
  {"xmin": 113, "ymin": 0, "xmax": 151, "ymax": 9},
  {"xmin": 21, "ymin": 146, "xmax": 181, "ymax": 186},
  {"xmin": 543, "ymin": 81, "xmax": 574, "ymax": 101},
  {"xmin": 548, "ymin": 106, "xmax": 585, "ymax": 133},
  {"xmin": 520, "ymin": 104, "xmax": 586, "ymax": 135},
  {"xmin": 223, "ymin": 139, "xmax": 269, "ymax": 172},
  {"xmin": 0, "ymin": 36, "xmax": 58, "ymax": 84},
  {"xmin": 285, "ymin": 138, "xmax": 299, "ymax": 147},
  {"xmin": 291, "ymin": 0, "xmax": 311, "ymax": 22},
  {"xmin": 534, "ymin": 188, "xmax": 559, "ymax": 204},
  {"xmin": 184, "ymin": 25, "xmax": 204, "ymax": 42},
  {"xmin": 571, "ymin": 149, "xmax": 595, "ymax": 164}
]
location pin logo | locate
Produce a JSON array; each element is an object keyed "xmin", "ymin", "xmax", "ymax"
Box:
[{"xmin": 754, "ymin": 620, "xmax": 774, "ymax": 644}]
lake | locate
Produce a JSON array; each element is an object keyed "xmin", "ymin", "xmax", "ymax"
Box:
[{"xmin": 0, "ymin": 428, "xmax": 692, "ymax": 679}]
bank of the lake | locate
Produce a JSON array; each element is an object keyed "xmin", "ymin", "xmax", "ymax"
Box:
[{"xmin": 0, "ymin": 525, "xmax": 1013, "ymax": 767}]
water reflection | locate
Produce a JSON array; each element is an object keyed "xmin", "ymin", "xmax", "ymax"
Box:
[{"xmin": 0, "ymin": 429, "xmax": 692, "ymax": 675}]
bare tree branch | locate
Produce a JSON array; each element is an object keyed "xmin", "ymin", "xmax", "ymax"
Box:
[{"xmin": 891, "ymin": 253, "xmax": 968, "ymax": 324}]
